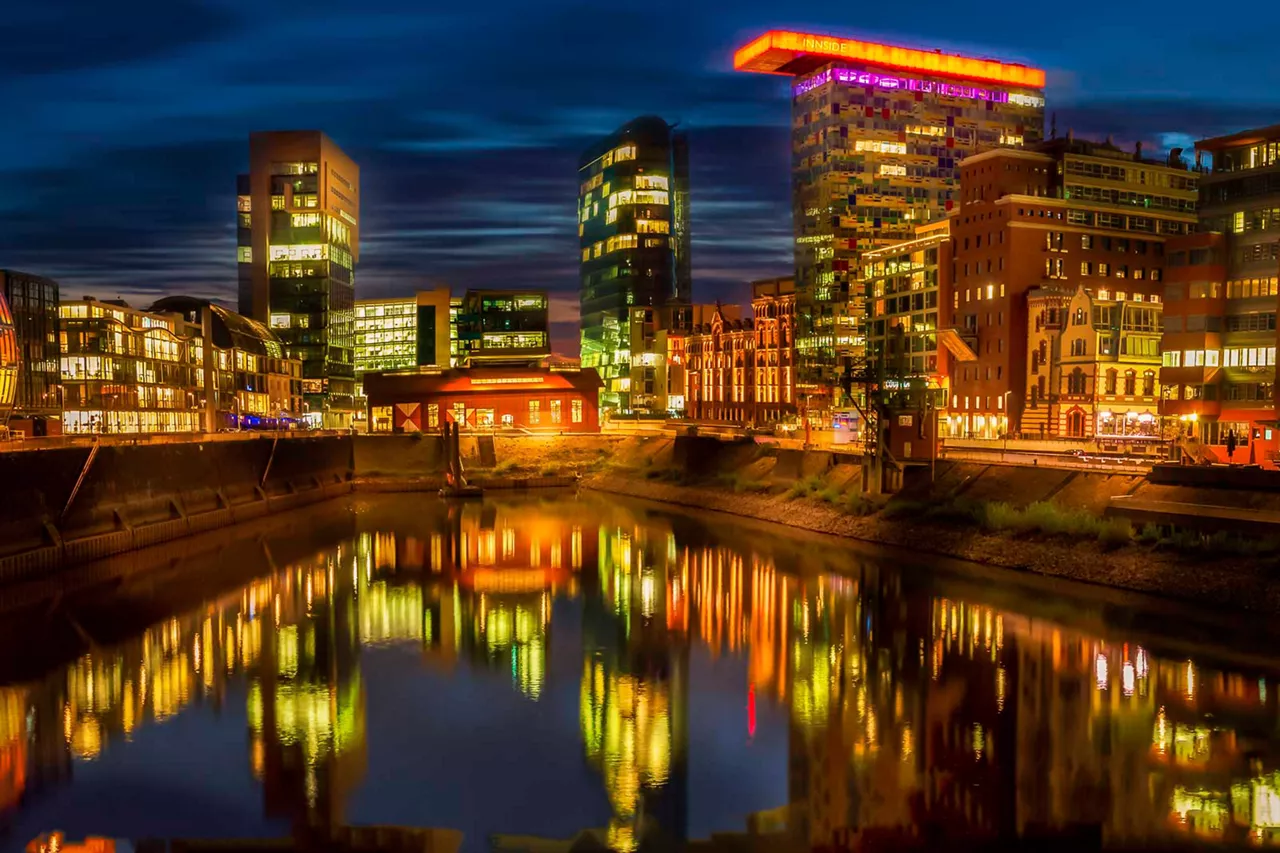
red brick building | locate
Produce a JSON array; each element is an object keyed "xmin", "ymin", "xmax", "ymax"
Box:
[
  {"xmin": 751, "ymin": 277, "xmax": 798, "ymax": 424},
  {"xmin": 684, "ymin": 278, "xmax": 798, "ymax": 425},
  {"xmin": 947, "ymin": 136, "xmax": 1197, "ymax": 438},
  {"xmin": 686, "ymin": 308, "xmax": 755, "ymax": 422},
  {"xmin": 363, "ymin": 366, "xmax": 603, "ymax": 433}
]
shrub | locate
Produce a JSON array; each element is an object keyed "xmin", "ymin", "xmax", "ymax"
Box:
[
  {"xmin": 1096, "ymin": 518, "xmax": 1133, "ymax": 550},
  {"xmin": 538, "ymin": 463, "xmax": 560, "ymax": 477},
  {"xmin": 785, "ymin": 475, "xmax": 825, "ymax": 500},
  {"xmin": 716, "ymin": 472, "xmax": 769, "ymax": 494},
  {"xmin": 843, "ymin": 493, "xmax": 882, "ymax": 517},
  {"xmin": 1137, "ymin": 523, "xmax": 1163, "ymax": 546},
  {"xmin": 493, "ymin": 459, "xmax": 519, "ymax": 475},
  {"xmin": 979, "ymin": 501, "xmax": 1023, "ymax": 533},
  {"xmin": 817, "ymin": 487, "xmax": 842, "ymax": 504},
  {"xmin": 1020, "ymin": 502, "xmax": 1077, "ymax": 536}
]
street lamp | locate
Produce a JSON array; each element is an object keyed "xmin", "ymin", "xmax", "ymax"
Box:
[{"xmin": 1002, "ymin": 390, "xmax": 1013, "ymax": 458}]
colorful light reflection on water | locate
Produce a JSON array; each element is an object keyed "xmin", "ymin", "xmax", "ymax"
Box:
[{"xmin": 1, "ymin": 492, "xmax": 1279, "ymax": 851}]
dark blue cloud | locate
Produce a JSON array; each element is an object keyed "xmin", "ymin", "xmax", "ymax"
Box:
[{"xmin": 1, "ymin": 0, "xmax": 1278, "ymax": 352}]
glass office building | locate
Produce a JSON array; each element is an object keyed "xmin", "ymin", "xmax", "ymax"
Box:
[
  {"xmin": 354, "ymin": 289, "xmax": 454, "ymax": 375},
  {"xmin": 59, "ymin": 299, "xmax": 204, "ymax": 435},
  {"xmin": 735, "ymin": 31, "xmax": 1045, "ymax": 409},
  {"xmin": 238, "ymin": 131, "xmax": 359, "ymax": 427},
  {"xmin": 149, "ymin": 296, "xmax": 305, "ymax": 428},
  {"xmin": 579, "ymin": 116, "xmax": 692, "ymax": 415},
  {"xmin": 456, "ymin": 289, "xmax": 550, "ymax": 365}
]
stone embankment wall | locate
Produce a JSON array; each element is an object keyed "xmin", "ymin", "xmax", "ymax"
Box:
[
  {"xmin": 0, "ymin": 435, "xmax": 353, "ymax": 581},
  {"xmin": 7, "ymin": 430, "xmax": 1275, "ymax": 586}
]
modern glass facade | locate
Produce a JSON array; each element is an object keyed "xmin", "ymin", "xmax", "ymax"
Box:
[
  {"xmin": 60, "ymin": 298, "xmax": 302, "ymax": 434},
  {"xmin": 0, "ymin": 292, "xmax": 17, "ymax": 425},
  {"xmin": 863, "ymin": 220, "xmax": 951, "ymax": 396},
  {"xmin": 354, "ymin": 289, "xmax": 468, "ymax": 376},
  {"xmin": 735, "ymin": 31, "xmax": 1045, "ymax": 408},
  {"xmin": 456, "ymin": 289, "xmax": 550, "ymax": 364},
  {"xmin": 0, "ymin": 270, "xmax": 61, "ymax": 427},
  {"xmin": 238, "ymin": 132, "xmax": 360, "ymax": 427},
  {"xmin": 59, "ymin": 299, "xmax": 204, "ymax": 434},
  {"xmin": 579, "ymin": 116, "xmax": 692, "ymax": 415},
  {"xmin": 148, "ymin": 296, "xmax": 304, "ymax": 428},
  {"xmin": 1155, "ymin": 125, "xmax": 1280, "ymax": 464},
  {"xmin": 355, "ymin": 298, "xmax": 419, "ymax": 375}
]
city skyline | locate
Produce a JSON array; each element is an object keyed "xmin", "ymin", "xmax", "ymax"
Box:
[{"xmin": 4, "ymin": 2, "xmax": 1280, "ymax": 352}]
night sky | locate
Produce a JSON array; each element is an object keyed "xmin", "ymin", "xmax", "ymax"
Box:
[{"xmin": 4, "ymin": 1, "xmax": 1279, "ymax": 352}]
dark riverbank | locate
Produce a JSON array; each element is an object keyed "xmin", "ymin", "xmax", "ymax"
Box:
[{"xmin": 584, "ymin": 473, "xmax": 1280, "ymax": 615}]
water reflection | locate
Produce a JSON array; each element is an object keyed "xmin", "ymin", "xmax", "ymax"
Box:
[{"xmin": 1, "ymin": 493, "xmax": 1279, "ymax": 850}]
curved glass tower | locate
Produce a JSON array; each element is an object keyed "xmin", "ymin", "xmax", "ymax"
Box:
[
  {"xmin": 578, "ymin": 116, "xmax": 692, "ymax": 416},
  {"xmin": 0, "ymin": 292, "xmax": 18, "ymax": 425}
]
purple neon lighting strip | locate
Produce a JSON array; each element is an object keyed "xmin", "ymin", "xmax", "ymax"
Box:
[{"xmin": 794, "ymin": 67, "xmax": 1013, "ymax": 104}]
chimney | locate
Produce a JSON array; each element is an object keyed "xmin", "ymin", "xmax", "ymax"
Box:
[
  {"xmin": 1135, "ymin": 140, "xmax": 1143, "ymax": 160},
  {"xmin": 1066, "ymin": 128, "xmax": 1074, "ymax": 143}
]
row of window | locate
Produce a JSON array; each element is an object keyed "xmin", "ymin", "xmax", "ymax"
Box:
[
  {"xmin": 1076, "ymin": 261, "xmax": 1162, "ymax": 281},
  {"xmin": 1062, "ymin": 158, "xmax": 1198, "ymax": 192},
  {"xmin": 1162, "ymin": 347, "xmax": 1278, "ymax": 368},
  {"xmin": 407, "ymin": 399, "xmax": 585, "ymax": 429},
  {"xmin": 1064, "ymin": 183, "xmax": 1196, "ymax": 213}
]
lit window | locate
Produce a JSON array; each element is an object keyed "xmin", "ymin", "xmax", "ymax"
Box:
[
  {"xmin": 879, "ymin": 164, "xmax": 907, "ymax": 177},
  {"xmin": 550, "ymin": 399, "xmax": 562, "ymax": 424},
  {"xmin": 237, "ymin": 195, "xmax": 252, "ymax": 212},
  {"xmin": 291, "ymin": 212, "xmax": 321, "ymax": 227},
  {"xmin": 271, "ymin": 195, "xmax": 285, "ymax": 210},
  {"xmin": 856, "ymin": 140, "xmax": 907, "ymax": 155},
  {"xmin": 270, "ymin": 314, "xmax": 290, "ymax": 329},
  {"xmin": 606, "ymin": 208, "xmax": 618, "ymax": 224},
  {"xmin": 238, "ymin": 247, "xmax": 253, "ymax": 263},
  {"xmin": 571, "ymin": 399, "xmax": 584, "ymax": 423},
  {"xmin": 269, "ymin": 244, "xmax": 327, "ymax": 261},
  {"xmin": 634, "ymin": 175, "xmax": 669, "ymax": 190},
  {"xmin": 633, "ymin": 190, "xmax": 668, "ymax": 205},
  {"xmin": 605, "ymin": 234, "xmax": 638, "ymax": 254},
  {"xmin": 614, "ymin": 144, "xmax": 636, "ymax": 162},
  {"xmin": 636, "ymin": 219, "xmax": 669, "ymax": 234},
  {"xmin": 528, "ymin": 400, "xmax": 540, "ymax": 425}
]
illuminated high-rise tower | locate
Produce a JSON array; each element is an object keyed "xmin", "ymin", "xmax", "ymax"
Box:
[
  {"xmin": 735, "ymin": 31, "xmax": 1046, "ymax": 410},
  {"xmin": 238, "ymin": 131, "xmax": 360, "ymax": 427},
  {"xmin": 578, "ymin": 116, "xmax": 692, "ymax": 416}
]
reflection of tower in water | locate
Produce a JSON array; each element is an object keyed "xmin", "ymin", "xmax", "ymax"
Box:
[
  {"xmin": 247, "ymin": 544, "xmax": 367, "ymax": 836},
  {"xmin": 582, "ymin": 522, "xmax": 689, "ymax": 851},
  {"xmin": 784, "ymin": 568, "xmax": 932, "ymax": 848},
  {"xmin": 422, "ymin": 501, "xmax": 586, "ymax": 700}
]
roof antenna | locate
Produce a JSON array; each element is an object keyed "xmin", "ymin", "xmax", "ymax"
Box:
[{"xmin": 1049, "ymin": 112, "xmax": 1057, "ymax": 140}]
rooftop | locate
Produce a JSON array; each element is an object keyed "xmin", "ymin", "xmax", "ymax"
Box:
[
  {"xmin": 1197, "ymin": 123, "xmax": 1280, "ymax": 152},
  {"xmin": 733, "ymin": 30, "xmax": 1045, "ymax": 88}
]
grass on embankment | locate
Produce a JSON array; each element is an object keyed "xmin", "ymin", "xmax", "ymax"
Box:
[
  {"xmin": 607, "ymin": 460, "xmax": 1280, "ymax": 560},
  {"xmin": 868, "ymin": 494, "xmax": 1279, "ymax": 558}
]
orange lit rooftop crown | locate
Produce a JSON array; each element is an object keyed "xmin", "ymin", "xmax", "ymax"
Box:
[{"xmin": 734, "ymin": 30, "xmax": 1045, "ymax": 89}]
